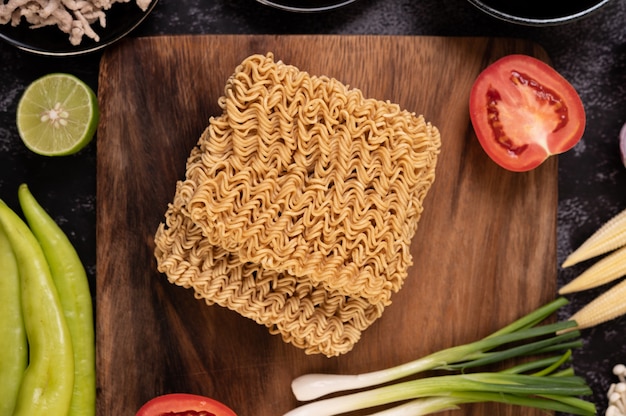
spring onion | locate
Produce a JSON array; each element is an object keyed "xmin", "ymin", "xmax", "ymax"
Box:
[{"xmin": 285, "ymin": 297, "xmax": 596, "ymax": 416}]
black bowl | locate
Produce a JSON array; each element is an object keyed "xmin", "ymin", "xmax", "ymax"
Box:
[
  {"xmin": 255, "ymin": 0, "xmax": 358, "ymax": 12},
  {"xmin": 0, "ymin": 0, "xmax": 158, "ymax": 56},
  {"xmin": 467, "ymin": 0, "xmax": 611, "ymax": 25}
]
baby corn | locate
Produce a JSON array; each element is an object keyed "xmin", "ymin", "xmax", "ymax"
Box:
[
  {"xmin": 568, "ymin": 279, "xmax": 626, "ymax": 330},
  {"xmin": 562, "ymin": 208, "xmax": 626, "ymax": 268},
  {"xmin": 559, "ymin": 246, "xmax": 626, "ymax": 294}
]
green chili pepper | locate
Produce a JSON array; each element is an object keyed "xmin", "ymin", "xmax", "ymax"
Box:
[
  {"xmin": 0, "ymin": 199, "xmax": 74, "ymax": 416},
  {"xmin": 0, "ymin": 223, "xmax": 27, "ymax": 416},
  {"xmin": 18, "ymin": 184, "xmax": 95, "ymax": 416}
]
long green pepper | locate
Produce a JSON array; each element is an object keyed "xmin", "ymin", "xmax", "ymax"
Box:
[
  {"xmin": 0, "ymin": 199, "xmax": 74, "ymax": 416},
  {"xmin": 0, "ymin": 224, "xmax": 27, "ymax": 416},
  {"xmin": 18, "ymin": 184, "xmax": 95, "ymax": 416}
]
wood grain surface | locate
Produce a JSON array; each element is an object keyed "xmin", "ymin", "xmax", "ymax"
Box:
[{"xmin": 96, "ymin": 34, "xmax": 557, "ymax": 416}]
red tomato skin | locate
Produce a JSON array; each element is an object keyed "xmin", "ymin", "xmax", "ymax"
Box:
[
  {"xmin": 469, "ymin": 54, "xmax": 586, "ymax": 172},
  {"xmin": 136, "ymin": 393, "xmax": 237, "ymax": 416}
]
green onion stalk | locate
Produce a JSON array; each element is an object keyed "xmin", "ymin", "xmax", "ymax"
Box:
[{"xmin": 285, "ymin": 297, "xmax": 596, "ymax": 416}]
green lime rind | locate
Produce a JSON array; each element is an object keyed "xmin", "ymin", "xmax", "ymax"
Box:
[{"xmin": 16, "ymin": 73, "xmax": 99, "ymax": 157}]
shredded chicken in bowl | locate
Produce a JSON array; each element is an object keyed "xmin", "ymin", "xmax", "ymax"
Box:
[{"xmin": 0, "ymin": 0, "xmax": 153, "ymax": 46}]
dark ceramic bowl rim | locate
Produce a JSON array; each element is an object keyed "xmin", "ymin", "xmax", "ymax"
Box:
[
  {"xmin": 256, "ymin": 0, "xmax": 358, "ymax": 12},
  {"xmin": 467, "ymin": 0, "xmax": 611, "ymax": 25}
]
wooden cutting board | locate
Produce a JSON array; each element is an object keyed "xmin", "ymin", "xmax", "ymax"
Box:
[{"xmin": 96, "ymin": 35, "xmax": 557, "ymax": 416}]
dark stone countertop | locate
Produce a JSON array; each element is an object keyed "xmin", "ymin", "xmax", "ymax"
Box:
[{"xmin": 1, "ymin": 0, "xmax": 625, "ymax": 414}]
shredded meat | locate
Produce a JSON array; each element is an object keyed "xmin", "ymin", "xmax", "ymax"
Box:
[{"xmin": 0, "ymin": 0, "xmax": 153, "ymax": 46}]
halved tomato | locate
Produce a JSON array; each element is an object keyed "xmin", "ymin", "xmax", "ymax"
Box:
[
  {"xmin": 136, "ymin": 393, "xmax": 237, "ymax": 416},
  {"xmin": 469, "ymin": 54, "xmax": 586, "ymax": 172}
]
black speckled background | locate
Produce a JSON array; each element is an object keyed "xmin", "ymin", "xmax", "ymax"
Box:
[{"xmin": 1, "ymin": 0, "xmax": 625, "ymax": 414}]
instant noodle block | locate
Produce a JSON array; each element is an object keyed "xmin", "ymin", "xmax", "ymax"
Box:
[{"xmin": 154, "ymin": 53, "xmax": 441, "ymax": 357}]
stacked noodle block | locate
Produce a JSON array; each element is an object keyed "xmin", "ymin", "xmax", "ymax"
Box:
[{"xmin": 154, "ymin": 53, "xmax": 441, "ymax": 357}]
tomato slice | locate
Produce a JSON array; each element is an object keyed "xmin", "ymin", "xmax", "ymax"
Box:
[
  {"xmin": 136, "ymin": 393, "xmax": 237, "ymax": 416},
  {"xmin": 469, "ymin": 54, "xmax": 585, "ymax": 172}
]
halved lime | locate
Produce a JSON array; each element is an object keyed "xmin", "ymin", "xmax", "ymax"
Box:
[{"xmin": 16, "ymin": 73, "xmax": 99, "ymax": 156}]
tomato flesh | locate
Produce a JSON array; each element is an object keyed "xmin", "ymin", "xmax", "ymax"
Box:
[
  {"xmin": 136, "ymin": 394, "xmax": 236, "ymax": 416},
  {"xmin": 470, "ymin": 54, "xmax": 585, "ymax": 172}
]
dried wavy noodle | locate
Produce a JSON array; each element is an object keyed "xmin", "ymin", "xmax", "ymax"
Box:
[
  {"xmin": 154, "ymin": 53, "xmax": 441, "ymax": 356},
  {"xmin": 155, "ymin": 190, "xmax": 386, "ymax": 357}
]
